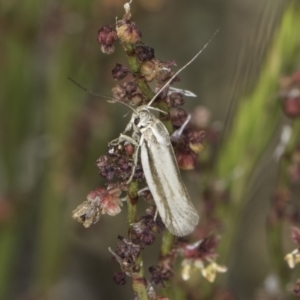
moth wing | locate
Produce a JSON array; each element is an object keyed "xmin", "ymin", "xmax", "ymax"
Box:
[{"xmin": 141, "ymin": 132, "xmax": 199, "ymax": 236}]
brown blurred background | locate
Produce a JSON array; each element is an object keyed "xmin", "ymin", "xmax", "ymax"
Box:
[{"xmin": 1, "ymin": 0, "xmax": 299, "ymax": 299}]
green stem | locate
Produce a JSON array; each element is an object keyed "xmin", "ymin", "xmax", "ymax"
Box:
[
  {"xmin": 127, "ymin": 182, "xmax": 149, "ymax": 299},
  {"xmin": 160, "ymin": 231, "xmax": 175, "ymax": 256},
  {"xmin": 127, "ymin": 181, "xmax": 139, "ymax": 227},
  {"xmin": 132, "ymin": 268, "xmax": 149, "ymax": 300},
  {"xmin": 215, "ymin": 0, "xmax": 300, "ymax": 264}
]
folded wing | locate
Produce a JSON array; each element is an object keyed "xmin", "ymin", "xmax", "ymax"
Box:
[{"xmin": 141, "ymin": 135, "xmax": 199, "ymax": 236}]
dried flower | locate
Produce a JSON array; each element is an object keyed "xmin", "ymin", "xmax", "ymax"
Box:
[
  {"xmin": 117, "ymin": 21, "xmax": 141, "ymax": 44},
  {"xmin": 110, "ymin": 236, "xmax": 142, "ymax": 277},
  {"xmin": 293, "ymin": 279, "xmax": 300, "ymax": 298},
  {"xmin": 123, "ymin": 81, "xmax": 137, "ymax": 95},
  {"xmin": 131, "ymin": 208, "xmax": 165, "ymax": 246},
  {"xmin": 149, "ymin": 265, "xmax": 171, "ymax": 287},
  {"xmin": 130, "ymin": 93, "xmax": 144, "ymax": 105},
  {"xmin": 149, "ymin": 252, "xmax": 175, "ymax": 287},
  {"xmin": 279, "ymin": 70, "xmax": 300, "ymax": 118},
  {"xmin": 177, "ymin": 236, "xmax": 226, "ymax": 282},
  {"xmin": 135, "ymin": 45, "xmax": 155, "ymax": 61},
  {"xmin": 282, "ymin": 97, "xmax": 300, "ymax": 118},
  {"xmin": 72, "ymin": 196, "xmax": 101, "ymax": 228},
  {"xmin": 98, "ymin": 187, "xmax": 123, "ymax": 216},
  {"xmin": 291, "ymin": 226, "xmax": 300, "ymax": 246},
  {"xmin": 169, "ymin": 92, "xmax": 184, "ymax": 107},
  {"xmin": 170, "ymin": 107, "xmax": 188, "ymax": 127},
  {"xmin": 111, "ymin": 81, "xmax": 138, "ymax": 102},
  {"xmin": 112, "ymin": 84, "xmax": 127, "ymax": 101},
  {"xmin": 285, "ymin": 249, "xmax": 300, "ymax": 268},
  {"xmin": 96, "ymin": 144, "xmax": 143, "ymax": 182},
  {"xmin": 113, "ymin": 271, "xmax": 126, "ymax": 285},
  {"xmin": 176, "ymin": 150, "xmax": 197, "ymax": 170},
  {"xmin": 72, "ymin": 186, "xmax": 123, "ymax": 227},
  {"xmin": 140, "ymin": 60, "xmax": 156, "ymax": 81},
  {"xmin": 97, "ymin": 26, "xmax": 118, "ymax": 54},
  {"xmin": 181, "ymin": 259, "xmax": 226, "ymax": 282},
  {"xmin": 112, "ymin": 63, "xmax": 129, "ymax": 80}
]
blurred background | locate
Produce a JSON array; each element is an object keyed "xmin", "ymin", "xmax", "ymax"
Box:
[{"xmin": 1, "ymin": 0, "xmax": 300, "ymax": 299}]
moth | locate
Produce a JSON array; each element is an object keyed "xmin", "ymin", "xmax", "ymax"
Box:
[
  {"xmin": 110, "ymin": 31, "xmax": 218, "ymax": 236},
  {"xmin": 110, "ymin": 105, "xmax": 199, "ymax": 236}
]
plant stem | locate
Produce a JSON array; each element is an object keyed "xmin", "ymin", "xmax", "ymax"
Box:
[
  {"xmin": 127, "ymin": 182, "xmax": 149, "ymax": 300},
  {"xmin": 161, "ymin": 230, "xmax": 175, "ymax": 256}
]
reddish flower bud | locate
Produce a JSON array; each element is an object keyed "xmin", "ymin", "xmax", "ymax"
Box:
[
  {"xmin": 112, "ymin": 85, "xmax": 127, "ymax": 101},
  {"xmin": 291, "ymin": 227, "xmax": 300, "ymax": 246},
  {"xmin": 99, "ymin": 187, "xmax": 123, "ymax": 216},
  {"xmin": 293, "ymin": 71, "xmax": 300, "ymax": 84},
  {"xmin": 170, "ymin": 107, "xmax": 188, "ymax": 127},
  {"xmin": 123, "ymin": 81, "xmax": 137, "ymax": 95},
  {"xmin": 176, "ymin": 150, "xmax": 197, "ymax": 170},
  {"xmin": 169, "ymin": 92, "xmax": 184, "ymax": 107},
  {"xmin": 97, "ymin": 26, "xmax": 117, "ymax": 54},
  {"xmin": 72, "ymin": 198, "xmax": 101, "ymax": 228},
  {"xmin": 282, "ymin": 97, "xmax": 300, "ymax": 118},
  {"xmin": 140, "ymin": 60, "xmax": 156, "ymax": 81},
  {"xmin": 130, "ymin": 93, "xmax": 144, "ymax": 105},
  {"xmin": 124, "ymin": 143, "xmax": 134, "ymax": 156},
  {"xmin": 187, "ymin": 130, "xmax": 206, "ymax": 154},
  {"xmin": 135, "ymin": 45, "xmax": 155, "ymax": 61},
  {"xmin": 112, "ymin": 63, "xmax": 129, "ymax": 80},
  {"xmin": 293, "ymin": 279, "xmax": 300, "ymax": 298},
  {"xmin": 117, "ymin": 22, "xmax": 141, "ymax": 44},
  {"xmin": 113, "ymin": 272, "xmax": 126, "ymax": 285}
]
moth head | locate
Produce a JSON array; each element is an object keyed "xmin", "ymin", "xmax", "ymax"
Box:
[{"xmin": 133, "ymin": 107, "xmax": 151, "ymax": 128}]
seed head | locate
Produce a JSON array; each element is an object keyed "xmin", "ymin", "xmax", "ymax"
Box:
[
  {"xmin": 117, "ymin": 22, "xmax": 141, "ymax": 44},
  {"xmin": 135, "ymin": 45, "xmax": 155, "ymax": 61},
  {"xmin": 97, "ymin": 26, "xmax": 117, "ymax": 54},
  {"xmin": 112, "ymin": 63, "xmax": 129, "ymax": 80}
]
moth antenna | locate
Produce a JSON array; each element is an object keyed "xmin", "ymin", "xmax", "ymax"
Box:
[
  {"xmin": 147, "ymin": 29, "xmax": 219, "ymax": 108},
  {"xmin": 68, "ymin": 77, "xmax": 117, "ymax": 101},
  {"xmin": 148, "ymin": 106, "xmax": 168, "ymax": 115},
  {"xmin": 68, "ymin": 77, "xmax": 137, "ymax": 113}
]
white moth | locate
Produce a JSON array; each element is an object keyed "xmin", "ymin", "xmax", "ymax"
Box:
[
  {"xmin": 112, "ymin": 106, "xmax": 199, "ymax": 236},
  {"xmin": 110, "ymin": 31, "xmax": 218, "ymax": 236}
]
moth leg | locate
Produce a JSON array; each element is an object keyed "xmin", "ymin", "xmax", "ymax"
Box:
[
  {"xmin": 126, "ymin": 135, "xmax": 144, "ymax": 184},
  {"xmin": 108, "ymin": 133, "xmax": 141, "ymax": 184},
  {"xmin": 153, "ymin": 206, "xmax": 158, "ymax": 221},
  {"xmin": 109, "ymin": 133, "xmax": 138, "ymax": 147}
]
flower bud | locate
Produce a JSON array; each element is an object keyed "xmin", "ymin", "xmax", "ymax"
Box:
[
  {"xmin": 293, "ymin": 279, "xmax": 300, "ymax": 298},
  {"xmin": 293, "ymin": 71, "xmax": 300, "ymax": 83},
  {"xmin": 189, "ymin": 142, "xmax": 205, "ymax": 154},
  {"xmin": 97, "ymin": 26, "xmax": 117, "ymax": 54},
  {"xmin": 124, "ymin": 143, "xmax": 134, "ymax": 156},
  {"xmin": 187, "ymin": 130, "xmax": 206, "ymax": 154},
  {"xmin": 112, "ymin": 63, "xmax": 129, "ymax": 80},
  {"xmin": 113, "ymin": 272, "xmax": 126, "ymax": 285},
  {"xmin": 170, "ymin": 107, "xmax": 188, "ymax": 127},
  {"xmin": 135, "ymin": 45, "xmax": 155, "ymax": 61},
  {"xmin": 123, "ymin": 81, "xmax": 137, "ymax": 95},
  {"xmin": 176, "ymin": 151, "xmax": 197, "ymax": 170},
  {"xmin": 140, "ymin": 60, "xmax": 156, "ymax": 81},
  {"xmin": 112, "ymin": 85, "xmax": 126, "ymax": 101},
  {"xmin": 169, "ymin": 92, "xmax": 184, "ymax": 107},
  {"xmin": 282, "ymin": 97, "xmax": 300, "ymax": 118},
  {"xmin": 130, "ymin": 93, "xmax": 144, "ymax": 105},
  {"xmin": 117, "ymin": 22, "xmax": 141, "ymax": 44}
]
